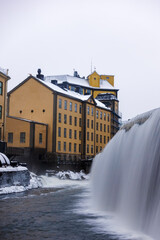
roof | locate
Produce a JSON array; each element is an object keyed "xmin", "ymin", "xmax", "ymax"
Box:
[
  {"xmin": 0, "ymin": 67, "xmax": 10, "ymax": 80},
  {"xmin": 44, "ymin": 74, "xmax": 118, "ymax": 91},
  {"xmin": 8, "ymin": 75, "xmax": 110, "ymax": 111},
  {"xmin": 7, "ymin": 115, "xmax": 48, "ymax": 126}
]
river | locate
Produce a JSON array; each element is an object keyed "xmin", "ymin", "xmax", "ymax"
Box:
[{"xmin": 0, "ymin": 172, "xmax": 152, "ymax": 240}]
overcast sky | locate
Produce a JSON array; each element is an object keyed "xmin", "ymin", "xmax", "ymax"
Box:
[{"xmin": 0, "ymin": 0, "xmax": 160, "ymax": 120}]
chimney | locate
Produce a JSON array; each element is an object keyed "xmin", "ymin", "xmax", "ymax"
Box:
[{"xmin": 36, "ymin": 69, "xmax": 44, "ymax": 80}]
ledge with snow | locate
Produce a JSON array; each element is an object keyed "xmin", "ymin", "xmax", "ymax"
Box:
[{"xmin": 0, "ymin": 152, "xmax": 30, "ymax": 188}]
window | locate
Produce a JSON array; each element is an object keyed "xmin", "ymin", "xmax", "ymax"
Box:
[
  {"xmin": 91, "ymin": 145, "xmax": 93, "ymax": 154},
  {"xmin": 69, "ymin": 129, "xmax": 72, "ymax": 139},
  {"xmin": 64, "ymin": 142, "xmax": 66, "ymax": 152},
  {"xmin": 20, "ymin": 132, "xmax": 25, "ymax": 143},
  {"xmin": 8, "ymin": 133, "xmax": 13, "ymax": 143},
  {"xmin": 91, "ymin": 133, "xmax": 93, "ymax": 141},
  {"xmin": 96, "ymin": 134, "xmax": 98, "ymax": 143},
  {"xmin": 100, "ymin": 123, "xmax": 102, "ymax": 131},
  {"xmin": 0, "ymin": 82, "xmax": 3, "ymax": 95},
  {"xmin": 69, "ymin": 142, "xmax": 71, "ymax": 152},
  {"xmin": 104, "ymin": 124, "xmax": 106, "ymax": 132},
  {"xmin": 58, "ymin": 127, "xmax": 61, "ymax": 137},
  {"xmin": 0, "ymin": 105, "xmax": 2, "ymax": 119},
  {"xmin": 96, "ymin": 122, "xmax": 98, "ymax": 131},
  {"xmin": 74, "ymin": 130, "xmax": 77, "ymax": 139},
  {"xmin": 104, "ymin": 136, "xmax": 106, "ymax": 144},
  {"xmin": 74, "ymin": 117, "xmax": 77, "ymax": 126},
  {"xmin": 100, "ymin": 135, "xmax": 102, "ymax": 143},
  {"xmin": 104, "ymin": 113, "xmax": 106, "ymax": 121},
  {"xmin": 87, "ymin": 132, "xmax": 89, "ymax": 141},
  {"xmin": 79, "ymin": 144, "xmax": 81, "ymax": 153},
  {"xmin": 96, "ymin": 110, "xmax": 99, "ymax": 119},
  {"xmin": 91, "ymin": 120, "xmax": 93, "ymax": 129},
  {"xmin": 79, "ymin": 105, "xmax": 82, "ymax": 113},
  {"xmin": 70, "ymin": 102, "xmax": 72, "ymax": 111},
  {"xmin": 108, "ymin": 125, "xmax": 110, "ymax": 133},
  {"xmin": 74, "ymin": 143, "xmax": 77, "ymax": 153},
  {"xmin": 107, "ymin": 136, "xmax": 110, "ymax": 142},
  {"xmin": 69, "ymin": 116, "xmax": 72, "ymax": 125},
  {"xmin": 64, "ymin": 128, "xmax": 67, "ymax": 138},
  {"xmin": 59, "ymin": 98, "xmax": 62, "ymax": 108},
  {"xmin": 79, "ymin": 131, "xmax": 82, "ymax": 140},
  {"xmin": 75, "ymin": 103, "xmax": 77, "ymax": 112},
  {"xmin": 100, "ymin": 111, "xmax": 102, "ymax": 119},
  {"xmin": 91, "ymin": 107, "xmax": 94, "ymax": 116},
  {"xmin": 87, "ymin": 106, "xmax": 90, "ymax": 115},
  {"xmin": 58, "ymin": 113, "xmax": 61, "ymax": 123},
  {"xmin": 87, "ymin": 119, "xmax": 89, "ymax": 128},
  {"xmin": 39, "ymin": 133, "xmax": 42, "ymax": 144},
  {"xmin": 58, "ymin": 141, "xmax": 61, "ymax": 151},
  {"xmin": 108, "ymin": 114, "xmax": 110, "ymax": 122},
  {"xmin": 64, "ymin": 100, "xmax": 67, "ymax": 110},
  {"xmin": 64, "ymin": 114, "xmax": 67, "ymax": 124},
  {"xmin": 79, "ymin": 118, "xmax": 82, "ymax": 127},
  {"xmin": 96, "ymin": 146, "xmax": 98, "ymax": 153},
  {"xmin": 87, "ymin": 144, "xmax": 89, "ymax": 153},
  {"xmin": 100, "ymin": 146, "xmax": 102, "ymax": 151},
  {"xmin": 0, "ymin": 128, "xmax": 1, "ymax": 141}
]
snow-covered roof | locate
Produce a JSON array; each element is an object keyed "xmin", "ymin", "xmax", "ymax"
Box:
[
  {"xmin": 0, "ymin": 153, "xmax": 10, "ymax": 166},
  {"xmin": 37, "ymin": 77, "xmax": 110, "ymax": 110},
  {"xmin": 0, "ymin": 67, "xmax": 8, "ymax": 76},
  {"xmin": 95, "ymin": 99, "xmax": 110, "ymax": 110},
  {"xmin": 44, "ymin": 75, "xmax": 117, "ymax": 90},
  {"xmin": 8, "ymin": 75, "xmax": 111, "ymax": 111}
]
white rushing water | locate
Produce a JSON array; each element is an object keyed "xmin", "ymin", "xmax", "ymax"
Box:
[{"xmin": 91, "ymin": 108, "xmax": 160, "ymax": 240}]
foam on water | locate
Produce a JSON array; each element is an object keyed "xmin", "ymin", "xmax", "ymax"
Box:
[
  {"xmin": 39, "ymin": 170, "xmax": 89, "ymax": 189},
  {"xmin": 0, "ymin": 172, "xmax": 41, "ymax": 195}
]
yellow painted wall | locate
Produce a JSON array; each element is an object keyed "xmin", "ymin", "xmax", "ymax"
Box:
[
  {"xmin": 93, "ymin": 90, "xmax": 117, "ymax": 98},
  {"xmin": 0, "ymin": 73, "xmax": 9, "ymax": 141},
  {"xmin": 95, "ymin": 108, "xmax": 111, "ymax": 154},
  {"xmin": 8, "ymin": 77, "xmax": 53, "ymax": 152},
  {"xmin": 85, "ymin": 103, "xmax": 95, "ymax": 156},
  {"xmin": 100, "ymin": 75, "xmax": 114, "ymax": 86},
  {"xmin": 56, "ymin": 95, "xmax": 82, "ymax": 155},
  {"xmin": 88, "ymin": 71, "xmax": 100, "ymax": 87},
  {"xmin": 6, "ymin": 117, "xmax": 30, "ymax": 148},
  {"xmin": 34, "ymin": 124, "xmax": 47, "ymax": 149}
]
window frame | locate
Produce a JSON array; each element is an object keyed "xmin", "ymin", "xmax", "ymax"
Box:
[{"xmin": 20, "ymin": 132, "xmax": 26, "ymax": 143}]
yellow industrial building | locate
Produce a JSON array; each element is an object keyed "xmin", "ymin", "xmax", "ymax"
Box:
[
  {"xmin": 6, "ymin": 74, "xmax": 112, "ymax": 161},
  {"xmin": 0, "ymin": 68, "xmax": 10, "ymax": 145}
]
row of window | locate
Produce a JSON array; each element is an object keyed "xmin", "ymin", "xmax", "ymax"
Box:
[
  {"xmin": 8, "ymin": 132, "xmax": 43, "ymax": 144},
  {"xmin": 59, "ymin": 98, "xmax": 82, "ymax": 113},
  {"xmin": 19, "ymin": 109, "xmax": 46, "ymax": 114},
  {"xmin": 58, "ymin": 128, "xmax": 82, "ymax": 140},
  {"xmin": 58, "ymin": 114, "xmax": 82, "ymax": 126},
  {"xmin": 58, "ymin": 99, "xmax": 110, "ymax": 122},
  {"xmin": 58, "ymin": 141, "xmax": 81, "ymax": 153},
  {"xmin": 58, "ymin": 113, "xmax": 110, "ymax": 132},
  {"xmin": 96, "ymin": 122, "xmax": 110, "ymax": 132},
  {"xmin": 57, "ymin": 127, "xmax": 109, "ymax": 144}
]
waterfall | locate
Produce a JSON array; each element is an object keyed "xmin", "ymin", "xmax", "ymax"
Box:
[{"xmin": 91, "ymin": 108, "xmax": 160, "ymax": 240}]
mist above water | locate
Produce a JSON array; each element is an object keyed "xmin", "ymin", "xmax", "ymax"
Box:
[{"xmin": 91, "ymin": 108, "xmax": 160, "ymax": 240}]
